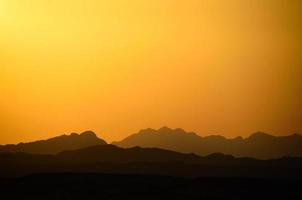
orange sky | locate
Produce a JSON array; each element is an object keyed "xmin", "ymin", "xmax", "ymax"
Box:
[{"xmin": 0, "ymin": 0, "xmax": 301, "ymax": 144}]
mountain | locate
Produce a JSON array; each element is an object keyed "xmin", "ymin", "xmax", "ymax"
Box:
[
  {"xmin": 1, "ymin": 127, "xmax": 301, "ymax": 159},
  {"xmin": 0, "ymin": 131, "xmax": 107, "ymax": 154},
  {"xmin": 112, "ymin": 127, "xmax": 302, "ymax": 159},
  {"xmin": 56, "ymin": 144, "xmax": 202, "ymax": 163},
  {"xmin": 1, "ymin": 144, "xmax": 302, "ymax": 178}
]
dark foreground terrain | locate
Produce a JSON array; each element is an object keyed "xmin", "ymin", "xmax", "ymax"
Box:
[
  {"xmin": 0, "ymin": 173, "xmax": 301, "ymax": 200},
  {"xmin": 2, "ymin": 144, "xmax": 302, "ymax": 178}
]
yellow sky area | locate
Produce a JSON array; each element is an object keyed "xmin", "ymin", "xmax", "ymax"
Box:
[{"xmin": 0, "ymin": 0, "xmax": 301, "ymax": 144}]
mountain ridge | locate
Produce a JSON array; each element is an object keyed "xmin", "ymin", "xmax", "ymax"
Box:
[
  {"xmin": 113, "ymin": 127, "xmax": 302, "ymax": 159},
  {"xmin": 1, "ymin": 128, "xmax": 301, "ymax": 159},
  {"xmin": 1, "ymin": 143, "xmax": 302, "ymax": 178},
  {"xmin": 0, "ymin": 131, "xmax": 107, "ymax": 154}
]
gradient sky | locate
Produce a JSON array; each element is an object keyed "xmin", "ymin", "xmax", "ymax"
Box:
[{"xmin": 1, "ymin": 0, "xmax": 301, "ymax": 144}]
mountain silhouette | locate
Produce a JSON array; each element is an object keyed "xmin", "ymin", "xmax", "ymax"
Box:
[
  {"xmin": 0, "ymin": 131, "xmax": 106, "ymax": 154},
  {"xmin": 112, "ymin": 127, "xmax": 302, "ymax": 159},
  {"xmin": 1, "ymin": 144, "xmax": 302, "ymax": 178},
  {"xmin": 56, "ymin": 144, "xmax": 202, "ymax": 163}
]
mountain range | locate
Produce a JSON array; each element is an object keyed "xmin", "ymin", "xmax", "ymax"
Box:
[
  {"xmin": 0, "ymin": 131, "xmax": 106, "ymax": 154},
  {"xmin": 1, "ymin": 144, "xmax": 302, "ymax": 178},
  {"xmin": 113, "ymin": 127, "xmax": 302, "ymax": 159},
  {"xmin": 1, "ymin": 129, "xmax": 302, "ymax": 178},
  {"xmin": 1, "ymin": 127, "xmax": 302, "ymax": 159}
]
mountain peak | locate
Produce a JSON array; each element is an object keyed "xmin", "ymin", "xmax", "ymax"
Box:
[
  {"xmin": 234, "ymin": 136, "xmax": 243, "ymax": 141},
  {"xmin": 70, "ymin": 133, "xmax": 79, "ymax": 137},
  {"xmin": 0, "ymin": 131, "xmax": 107, "ymax": 154},
  {"xmin": 80, "ymin": 131, "xmax": 97, "ymax": 137},
  {"xmin": 248, "ymin": 132, "xmax": 274, "ymax": 140},
  {"xmin": 113, "ymin": 128, "xmax": 302, "ymax": 159},
  {"xmin": 158, "ymin": 126, "xmax": 172, "ymax": 132},
  {"xmin": 138, "ymin": 128, "xmax": 155, "ymax": 134}
]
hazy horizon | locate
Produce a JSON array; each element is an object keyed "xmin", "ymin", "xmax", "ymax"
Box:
[
  {"xmin": 0, "ymin": 126, "xmax": 301, "ymax": 145},
  {"xmin": 1, "ymin": 0, "xmax": 302, "ymax": 144}
]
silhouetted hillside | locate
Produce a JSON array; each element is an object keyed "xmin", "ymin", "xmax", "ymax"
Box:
[
  {"xmin": 57, "ymin": 145, "xmax": 202, "ymax": 163},
  {"xmin": 113, "ymin": 127, "xmax": 302, "ymax": 159},
  {"xmin": 2, "ymin": 128, "xmax": 301, "ymax": 159},
  {"xmin": 0, "ymin": 131, "xmax": 106, "ymax": 154},
  {"xmin": 1, "ymin": 144, "xmax": 302, "ymax": 178}
]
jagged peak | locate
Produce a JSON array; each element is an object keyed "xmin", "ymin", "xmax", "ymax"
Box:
[
  {"xmin": 138, "ymin": 128, "xmax": 155, "ymax": 134},
  {"xmin": 136, "ymin": 127, "xmax": 201, "ymax": 137}
]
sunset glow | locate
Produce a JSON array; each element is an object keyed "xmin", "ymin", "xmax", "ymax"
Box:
[{"xmin": 1, "ymin": 0, "xmax": 301, "ymax": 143}]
